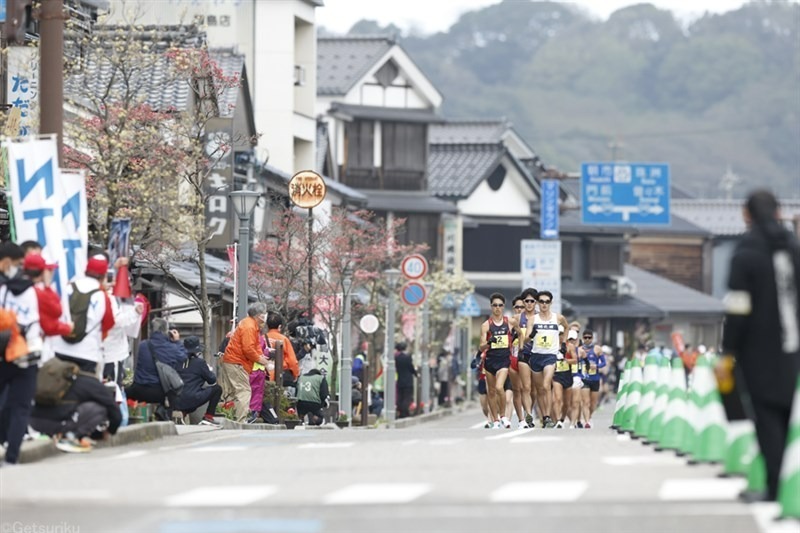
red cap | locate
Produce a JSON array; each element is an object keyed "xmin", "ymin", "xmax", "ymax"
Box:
[
  {"xmin": 23, "ymin": 253, "xmax": 57, "ymax": 271},
  {"xmin": 86, "ymin": 255, "xmax": 109, "ymax": 277}
]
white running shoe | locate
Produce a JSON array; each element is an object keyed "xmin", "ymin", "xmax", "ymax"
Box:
[
  {"xmin": 501, "ymin": 417, "xmax": 512, "ymax": 429},
  {"xmin": 492, "ymin": 421, "xmax": 502, "ymax": 429},
  {"xmin": 518, "ymin": 421, "xmax": 528, "ymax": 429},
  {"xmin": 555, "ymin": 420, "xmax": 564, "ymax": 429}
]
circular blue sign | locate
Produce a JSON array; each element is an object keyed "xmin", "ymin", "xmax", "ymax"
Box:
[{"xmin": 401, "ymin": 281, "xmax": 426, "ymax": 307}]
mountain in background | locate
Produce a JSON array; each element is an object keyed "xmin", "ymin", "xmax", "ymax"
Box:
[{"xmin": 327, "ymin": 0, "xmax": 799, "ymax": 198}]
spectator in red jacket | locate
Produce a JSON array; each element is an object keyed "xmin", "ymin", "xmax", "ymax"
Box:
[{"xmin": 24, "ymin": 254, "xmax": 73, "ymax": 339}]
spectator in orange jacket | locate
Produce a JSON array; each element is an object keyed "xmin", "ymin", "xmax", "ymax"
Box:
[
  {"xmin": 265, "ymin": 312, "xmax": 299, "ymax": 384},
  {"xmin": 220, "ymin": 302, "xmax": 270, "ymax": 422}
]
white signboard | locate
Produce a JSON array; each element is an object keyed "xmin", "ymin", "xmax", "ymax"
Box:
[
  {"xmin": 520, "ymin": 239, "xmax": 562, "ymax": 314},
  {"xmin": 6, "ymin": 46, "xmax": 39, "ymax": 137}
]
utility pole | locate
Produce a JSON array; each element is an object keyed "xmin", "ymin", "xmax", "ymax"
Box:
[{"xmin": 39, "ymin": 0, "xmax": 65, "ymax": 164}]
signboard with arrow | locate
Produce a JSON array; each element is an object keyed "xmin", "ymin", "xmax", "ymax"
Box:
[{"xmin": 581, "ymin": 162, "xmax": 670, "ymax": 226}]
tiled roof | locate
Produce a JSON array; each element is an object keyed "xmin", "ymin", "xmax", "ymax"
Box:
[
  {"xmin": 65, "ymin": 26, "xmax": 243, "ymax": 117},
  {"xmin": 429, "ymin": 120, "xmax": 510, "ymax": 145},
  {"xmin": 624, "ymin": 263, "xmax": 724, "ymax": 316},
  {"xmin": 673, "ymin": 198, "xmax": 800, "ymax": 236},
  {"xmin": 630, "ymin": 213, "xmax": 711, "ymax": 237},
  {"xmin": 427, "ymin": 144, "xmax": 504, "ymax": 198},
  {"xmin": 360, "ymin": 189, "xmax": 458, "ymax": 214},
  {"xmin": 317, "ymin": 36, "xmax": 394, "ymax": 96}
]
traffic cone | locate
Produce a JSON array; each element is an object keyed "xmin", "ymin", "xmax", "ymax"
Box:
[
  {"xmin": 687, "ymin": 355, "xmax": 727, "ymax": 464},
  {"xmin": 620, "ymin": 363, "xmax": 643, "ymax": 433},
  {"xmin": 611, "ymin": 360, "xmax": 631, "ymax": 430},
  {"xmin": 721, "ymin": 419, "xmax": 757, "ymax": 477},
  {"xmin": 656, "ymin": 357, "xmax": 691, "ymax": 453},
  {"xmin": 633, "ymin": 354, "xmax": 660, "ymax": 439},
  {"xmin": 113, "ymin": 263, "xmax": 132, "ymax": 298},
  {"xmin": 778, "ymin": 376, "xmax": 800, "ymax": 519},
  {"xmin": 747, "ymin": 452, "xmax": 767, "ymax": 496},
  {"xmin": 644, "ymin": 356, "xmax": 672, "ymax": 445}
]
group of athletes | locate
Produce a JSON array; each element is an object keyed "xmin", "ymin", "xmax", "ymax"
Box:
[{"xmin": 472, "ymin": 288, "xmax": 609, "ymax": 429}]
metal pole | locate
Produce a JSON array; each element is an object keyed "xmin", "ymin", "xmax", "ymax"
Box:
[
  {"xmin": 361, "ymin": 335, "xmax": 371, "ymax": 427},
  {"xmin": 274, "ymin": 340, "xmax": 284, "ymax": 424},
  {"xmin": 40, "ymin": 0, "xmax": 65, "ymax": 164},
  {"xmin": 421, "ymin": 294, "xmax": 430, "ymax": 413},
  {"xmin": 307, "ymin": 207, "xmax": 313, "ymax": 319},
  {"xmin": 340, "ymin": 273, "xmax": 352, "ymax": 426},
  {"xmin": 236, "ymin": 215, "xmax": 250, "ymax": 321},
  {"xmin": 385, "ymin": 287, "xmax": 397, "ymax": 427}
]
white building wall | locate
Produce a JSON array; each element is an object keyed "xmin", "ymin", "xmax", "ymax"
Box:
[{"xmin": 457, "ymin": 159, "xmax": 535, "ymax": 218}]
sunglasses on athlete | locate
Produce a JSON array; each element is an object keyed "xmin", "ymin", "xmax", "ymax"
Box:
[
  {"xmin": 523, "ymin": 299, "xmax": 536, "ymax": 304},
  {"xmin": 538, "ymin": 299, "xmax": 551, "ymax": 304},
  {"xmin": 513, "ymin": 305, "xmax": 525, "ymax": 310},
  {"xmin": 491, "ymin": 303, "xmax": 504, "ymax": 308}
]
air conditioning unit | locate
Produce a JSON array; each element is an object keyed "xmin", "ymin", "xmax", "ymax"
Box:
[
  {"xmin": 608, "ymin": 275, "xmax": 637, "ymax": 297},
  {"xmin": 294, "ymin": 64, "xmax": 306, "ymax": 87}
]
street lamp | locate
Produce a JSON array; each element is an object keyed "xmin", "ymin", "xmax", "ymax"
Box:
[
  {"xmin": 340, "ymin": 262, "xmax": 353, "ymax": 426},
  {"xmin": 384, "ymin": 268, "xmax": 401, "ymax": 427},
  {"xmin": 229, "ymin": 190, "xmax": 261, "ymax": 321},
  {"xmin": 421, "ymin": 281, "xmax": 432, "ymax": 413}
]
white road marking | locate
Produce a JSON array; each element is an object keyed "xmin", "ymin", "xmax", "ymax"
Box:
[
  {"xmin": 324, "ymin": 483, "xmax": 431, "ymax": 505},
  {"xmin": 616, "ymin": 434, "xmax": 631, "ymax": 441},
  {"xmin": 509, "ymin": 436, "xmax": 563, "ymax": 444},
  {"xmin": 166, "ymin": 485, "xmax": 277, "ymax": 507},
  {"xmin": 749, "ymin": 502, "xmax": 800, "ymax": 533},
  {"xmin": 429, "ymin": 438, "xmax": 464, "ymax": 446},
  {"xmin": 298, "ymin": 442, "xmax": 355, "ymax": 449},
  {"xmin": 485, "ymin": 428, "xmax": 533, "ymax": 441},
  {"xmin": 186, "ymin": 445, "xmax": 248, "ymax": 453},
  {"xmin": 602, "ymin": 455, "xmax": 685, "ymax": 466},
  {"xmin": 157, "ymin": 434, "xmax": 238, "ymax": 453},
  {"xmin": 658, "ymin": 479, "xmax": 747, "ymax": 501},
  {"xmin": 491, "ymin": 481, "xmax": 588, "ymax": 503}
]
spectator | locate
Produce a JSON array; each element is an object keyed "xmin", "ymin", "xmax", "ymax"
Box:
[
  {"xmin": 173, "ymin": 336, "xmax": 222, "ymax": 428},
  {"xmin": 220, "ymin": 303, "xmax": 269, "ymax": 422},
  {"xmin": 247, "ymin": 334, "xmax": 272, "ymax": 424},
  {"xmin": 51, "ymin": 254, "xmax": 115, "ymax": 374},
  {"xmin": 395, "ymin": 342, "xmax": 417, "ymax": 418},
  {"xmin": 265, "ymin": 312, "xmax": 300, "ymax": 384},
  {"xmin": 296, "ymin": 368, "xmax": 329, "ymax": 426},
  {"xmin": 30, "ymin": 368, "xmax": 122, "ymax": 453},
  {"xmin": 26, "ymin": 254, "xmax": 72, "ymax": 364},
  {"xmin": 352, "ymin": 349, "xmax": 366, "ymax": 383},
  {"xmin": 102, "ymin": 258, "xmax": 144, "ymax": 386},
  {"xmin": 721, "ymin": 189, "xmax": 800, "ymax": 502},
  {"xmin": 125, "ymin": 318, "xmax": 187, "ymax": 421},
  {"xmin": 437, "ymin": 351, "xmax": 451, "ymax": 407}
]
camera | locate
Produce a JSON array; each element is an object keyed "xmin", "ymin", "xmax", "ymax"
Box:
[{"xmin": 293, "ymin": 324, "xmax": 327, "ymax": 348}]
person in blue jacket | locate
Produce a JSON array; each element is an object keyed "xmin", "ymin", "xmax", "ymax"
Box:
[{"xmin": 578, "ymin": 328, "xmax": 606, "ymax": 429}]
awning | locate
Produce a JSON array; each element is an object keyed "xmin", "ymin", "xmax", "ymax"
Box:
[
  {"xmin": 330, "ymin": 102, "xmax": 445, "ymax": 124},
  {"xmin": 563, "ymin": 295, "xmax": 664, "ymax": 319},
  {"xmin": 363, "ymin": 190, "xmax": 458, "ymax": 214}
]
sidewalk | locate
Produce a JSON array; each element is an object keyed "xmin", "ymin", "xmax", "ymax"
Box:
[{"xmin": 0, "ymin": 422, "xmax": 178, "ymax": 464}]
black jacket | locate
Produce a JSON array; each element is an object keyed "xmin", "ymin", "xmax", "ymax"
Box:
[
  {"xmin": 395, "ymin": 351, "xmax": 418, "ymax": 389},
  {"xmin": 722, "ymin": 226, "xmax": 800, "ymax": 407},
  {"xmin": 174, "ymin": 356, "xmax": 218, "ymax": 409},
  {"xmin": 32, "ymin": 373, "xmax": 122, "ymax": 434}
]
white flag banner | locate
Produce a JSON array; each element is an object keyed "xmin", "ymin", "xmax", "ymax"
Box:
[{"xmin": 57, "ymin": 169, "xmax": 89, "ymax": 286}]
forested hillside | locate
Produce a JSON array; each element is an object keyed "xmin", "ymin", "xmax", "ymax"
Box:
[{"xmin": 333, "ymin": 0, "xmax": 799, "ymax": 197}]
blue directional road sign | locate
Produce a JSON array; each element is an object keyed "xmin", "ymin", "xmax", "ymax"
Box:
[
  {"xmin": 540, "ymin": 179, "xmax": 559, "ymax": 239},
  {"xmin": 400, "ymin": 281, "xmax": 426, "ymax": 307},
  {"xmin": 581, "ymin": 162, "xmax": 670, "ymax": 225},
  {"xmin": 457, "ymin": 294, "xmax": 481, "ymax": 318}
]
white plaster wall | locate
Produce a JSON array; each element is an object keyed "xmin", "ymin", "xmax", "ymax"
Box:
[{"xmin": 457, "ymin": 158, "xmax": 535, "ymax": 218}]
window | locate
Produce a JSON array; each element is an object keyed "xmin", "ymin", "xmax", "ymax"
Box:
[
  {"xmin": 382, "ymin": 122, "xmax": 426, "ymax": 171},
  {"xmin": 486, "ymin": 165, "xmax": 506, "ymax": 191},
  {"xmin": 344, "ymin": 120, "xmax": 374, "ymax": 169},
  {"xmin": 391, "ymin": 213, "xmax": 439, "ymax": 261},
  {"xmin": 374, "ymin": 60, "xmax": 399, "ymax": 87},
  {"xmin": 590, "ymin": 241, "xmax": 623, "ymax": 277}
]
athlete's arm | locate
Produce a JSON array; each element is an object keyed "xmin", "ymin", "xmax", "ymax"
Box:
[
  {"xmin": 479, "ymin": 321, "xmax": 492, "ymax": 351},
  {"xmin": 557, "ymin": 314, "xmax": 569, "ymax": 343}
]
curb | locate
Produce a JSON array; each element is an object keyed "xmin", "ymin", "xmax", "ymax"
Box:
[
  {"xmin": 221, "ymin": 419, "xmax": 287, "ymax": 430},
  {"xmin": 392, "ymin": 403, "xmax": 471, "ymax": 429},
  {"xmin": 2, "ymin": 422, "xmax": 179, "ymax": 465}
]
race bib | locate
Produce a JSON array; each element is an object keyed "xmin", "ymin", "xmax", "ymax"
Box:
[
  {"xmin": 588, "ymin": 365, "xmax": 597, "ymax": 375},
  {"xmin": 570, "ymin": 363, "xmax": 578, "ymax": 373},
  {"xmin": 535, "ymin": 335, "xmax": 554, "ymax": 349},
  {"xmin": 491, "ymin": 335, "xmax": 509, "ymax": 349},
  {"xmin": 556, "ymin": 360, "xmax": 570, "ymax": 372}
]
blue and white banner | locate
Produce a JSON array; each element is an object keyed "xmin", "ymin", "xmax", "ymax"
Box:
[
  {"xmin": 5, "ymin": 137, "xmax": 87, "ymax": 294},
  {"xmin": 540, "ymin": 179, "xmax": 559, "ymax": 240}
]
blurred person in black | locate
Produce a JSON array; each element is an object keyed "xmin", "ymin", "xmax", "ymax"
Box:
[
  {"xmin": 174, "ymin": 336, "xmax": 223, "ymax": 428},
  {"xmin": 720, "ymin": 189, "xmax": 800, "ymax": 502},
  {"xmin": 395, "ymin": 342, "xmax": 417, "ymax": 418}
]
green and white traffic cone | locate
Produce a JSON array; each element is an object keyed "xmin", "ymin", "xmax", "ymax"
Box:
[
  {"xmin": 746, "ymin": 451, "xmax": 767, "ymax": 496},
  {"xmin": 721, "ymin": 419, "xmax": 757, "ymax": 477},
  {"xmin": 644, "ymin": 356, "xmax": 672, "ymax": 445},
  {"xmin": 611, "ymin": 360, "xmax": 631, "ymax": 430},
  {"xmin": 633, "ymin": 353, "xmax": 660, "ymax": 439},
  {"xmin": 656, "ymin": 357, "xmax": 690, "ymax": 453},
  {"xmin": 778, "ymin": 375, "xmax": 800, "ymax": 519},
  {"xmin": 620, "ymin": 363, "xmax": 643, "ymax": 434},
  {"xmin": 687, "ymin": 355, "xmax": 728, "ymax": 464}
]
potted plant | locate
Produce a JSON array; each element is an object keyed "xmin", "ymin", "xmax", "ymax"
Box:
[{"xmin": 335, "ymin": 412, "xmax": 349, "ymax": 429}]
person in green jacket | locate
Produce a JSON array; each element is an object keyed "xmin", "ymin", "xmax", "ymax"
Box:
[{"xmin": 296, "ymin": 369, "xmax": 329, "ymax": 426}]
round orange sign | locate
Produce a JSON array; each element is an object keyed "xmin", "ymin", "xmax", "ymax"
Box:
[{"xmin": 289, "ymin": 170, "xmax": 327, "ymax": 209}]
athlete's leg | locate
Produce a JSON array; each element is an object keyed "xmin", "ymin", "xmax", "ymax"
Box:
[
  {"xmin": 552, "ymin": 381, "xmax": 564, "ymax": 422},
  {"xmin": 540, "ymin": 363, "xmax": 556, "ymax": 425},
  {"xmin": 531, "ymin": 369, "xmax": 545, "ymax": 423},
  {"xmin": 580, "ymin": 387, "xmax": 591, "ymax": 425},
  {"xmin": 518, "ymin": 362, "xmax": 533, "ymax": 422},
  {"xmin": 485, "ymin": 372, "xmax": 500, "ymax": 423},
  {"xmin": 508, "ymin": 367, "xmax": 524, "ymax": 422},
  {"xmin": 494, "ymin": 368, "xmax": 508, "ymax": 420}
]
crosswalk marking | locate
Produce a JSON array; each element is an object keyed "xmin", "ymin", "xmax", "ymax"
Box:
[
  {"xmin": 323, "ymin": 483, "xmax": 431, "ymax": 505},
  {"xmin": 658, "ymin": 479, "xmax": 746, "ymax": 501},
  {"xmin": 166, "ymin": 485, "xmax": 277, "ymax": 507},
  {"xmin": 485, "ymin": 428, "xmax": 533, "ymax": 441},
  {"xmin": 298, "ymin": 442, "xmax": 355, "ymax": 449},
  {"xmin": 490, "ymin": 481, "xmax": 588, "ymax": 502},
  {"xmin": 603, "ymin": 456, "xmax": 685, "ymax": 466}
]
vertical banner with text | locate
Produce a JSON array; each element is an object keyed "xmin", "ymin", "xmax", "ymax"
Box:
[
  {"xmin": 521, "ymin": 239, "xmax": 562, "ymax": 314},
  {"xmin": 204, "ymin": 117, "xmax": 234, "ymax": 250},
  {"xmin": 540, "ymin": 179, "xmax": 559, "ymax": 240},
  {"xmin": 6, "ymin": 46, "xmax": 40, "ymax": 137}
]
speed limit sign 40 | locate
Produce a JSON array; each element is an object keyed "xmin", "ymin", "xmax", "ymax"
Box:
[{"xmin": 401, "ymin": 253, "xmax": 428, "ymax": 280}]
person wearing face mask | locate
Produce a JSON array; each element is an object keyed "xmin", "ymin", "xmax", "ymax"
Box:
[
  {"xmin": 219, "ymin": 302, "xmax": 271, "ymax": 423},
  {"xmin": 0, "ymin": 242, "xmax": 42, "ymax": 466}
]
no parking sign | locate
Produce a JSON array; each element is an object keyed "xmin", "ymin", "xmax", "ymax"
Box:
[{"xmin": 400, "ymin": 281, "xmax": 427, "ymax": 307}]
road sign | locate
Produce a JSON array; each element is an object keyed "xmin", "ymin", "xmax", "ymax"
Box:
[
  {"xmin": 400, "ymin": 281, "xmax": 427, "ymax": 307},
  {"xmin": 581, "ymin": 162, "xmax": 670, "ymax": 225},
  {"xmin": 289, "ymin": 170, "xmax": 326, "ymax": 209},
  {"xmin": 540, "ymin": 179, "xmax": 559, "ymax": 240},
  {"xmin": 401, "ymin": 253, "xmax": 428, "ymax": 280},
  {"xmin": 521, "ymin": 240, "xmax": 562, "ymax": 314},
  {"xmin": 457, "ymin": 293, "xmax": 481, "ymax": 317},
  {"xmin": 359, "ymin": 314, "xmax": 379, "ymax": 334}
]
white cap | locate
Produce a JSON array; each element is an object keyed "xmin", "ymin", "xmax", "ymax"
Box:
[
  {"xmin": 698, "ymin": 344, "xmax": 707, "ymax": 354},
  {"xmin": 601, "ymin": 345, "xmax": 612, "ymax": 355},
  {"xmin": 567, "ymin": 329, "xmax": 578, "ymax": 340}
]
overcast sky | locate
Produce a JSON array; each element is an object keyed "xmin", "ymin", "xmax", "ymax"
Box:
[{"xmin": 316, "ymin": 0, "xmax": 763, "ymax": 35}]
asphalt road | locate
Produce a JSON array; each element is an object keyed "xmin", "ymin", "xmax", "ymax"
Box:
[{"xmin": 0, "ymin": 404, "xmax": 796, "ymax": 533}]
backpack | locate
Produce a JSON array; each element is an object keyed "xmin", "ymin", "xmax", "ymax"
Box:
[
  {"xmin": 0, "ymin": 308, "xmax": 28, "ymax": 363},
  {"xmin": 35, "ymin": 357, "xmax": 79, "ymax": 406},
  {"xmin": 61, "ymin": 283, "xmax": 101, "ymax": 344}
]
